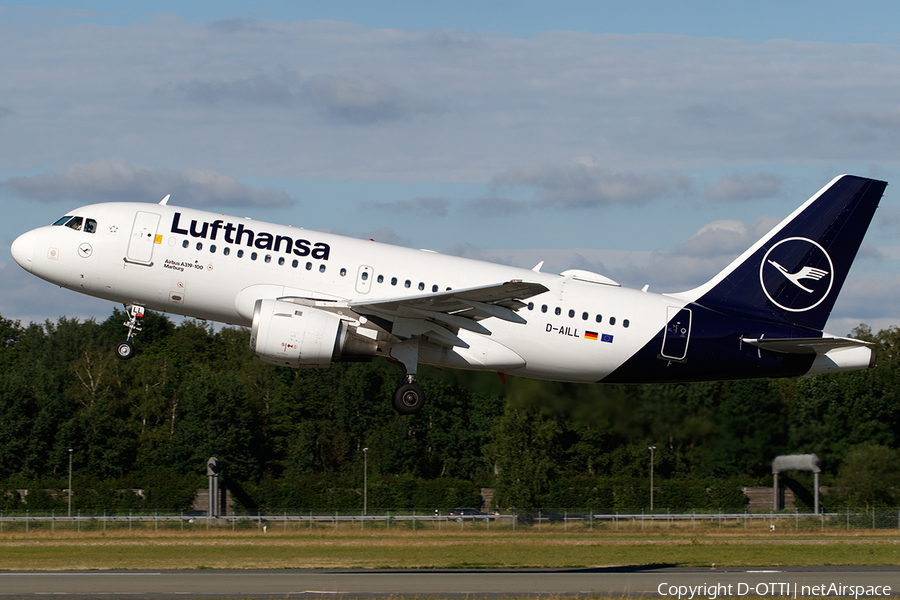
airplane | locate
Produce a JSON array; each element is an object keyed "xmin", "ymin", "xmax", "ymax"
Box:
[{"xmin": 9, "ymin": 174, "xmax": 887, "ymax": 415}]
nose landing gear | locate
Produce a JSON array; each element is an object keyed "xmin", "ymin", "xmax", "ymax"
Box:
[{"xmin": 115, "ymin": 304, "xmax": 144, "ymax": 361}]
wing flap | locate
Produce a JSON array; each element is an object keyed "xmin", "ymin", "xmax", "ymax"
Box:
[
  {"xmin": 349, "ymin": 280, "xmax": 547, "ymax": 320},
  {"xmin": 349, "ymin": 279, "xmax": 547, "ymax": 346}
]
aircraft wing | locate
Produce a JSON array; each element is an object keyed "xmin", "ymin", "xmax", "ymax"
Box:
[
  {"xmin": 346, "ymin": 280, "xmax": 548, "ymax": 347},
  {"xmin": 742, "ymin": 336, "xmax": 874, "ymax": 355}
]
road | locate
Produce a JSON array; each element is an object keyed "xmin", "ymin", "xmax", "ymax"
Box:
[{"xmin": 0, "ymin": 566, "xmax": 899, "ymax": 598}]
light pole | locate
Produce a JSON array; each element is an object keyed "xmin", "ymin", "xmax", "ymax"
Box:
[
  {"xmin": 648, "ymin": 446, "xmax": 656, "ymax": 512},
  {"xmin": 363, "ymin": 448, "xmax": 368, "ymax": 516},
  {"xmin": 68, "ymin": 448, "xmax": 73, "ymax": 518}
]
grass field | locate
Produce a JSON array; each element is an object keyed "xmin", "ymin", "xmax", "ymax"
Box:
[{"xmin": 1, "ymin": 524, "xmax": 899, "ymax": 571}]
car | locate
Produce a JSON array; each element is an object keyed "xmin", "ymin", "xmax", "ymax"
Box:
[{"xmin": 447, "ymin": 508, "xmax": 487, "ymax": 521}]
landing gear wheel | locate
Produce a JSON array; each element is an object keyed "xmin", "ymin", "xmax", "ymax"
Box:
[
  {"xmin": 392, "ymin": 382, "xmax": 426, "ymax": 415},
  {"xmin": 115, "ymin": 340, "xmax": 135, "ymax": 360}
]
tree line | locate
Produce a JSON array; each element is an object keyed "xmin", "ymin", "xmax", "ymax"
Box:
[{"xmin": 0, "ymin": 310, "xmax": 898, "ymax": 512}]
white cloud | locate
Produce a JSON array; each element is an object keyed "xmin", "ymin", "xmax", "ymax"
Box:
[
  {"xmin": 3, "ymin": 19, "xmax": 900, "ymax": 179},
  {"xmin": 704, "ymin": 172, "xmax": 783, "ymax": 203},
  {"xmin": 1, "ymin": 160, "xmax": 295, "ymax": 208},
  {"xmin": 365, "ymin": 196, "xmax": 451, "ymax": 217},
  {"xmin": 303, "ymin": 75, "xmax": 439, "ymax": 124},
  {"xmin": 492, "ymin": 158, "xmax": 692, "ymax": 209},
  {"xmin": 674, "ymin": 216, "xmax": 780, "ymax": 259}
]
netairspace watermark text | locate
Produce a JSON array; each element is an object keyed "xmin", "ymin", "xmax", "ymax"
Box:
[{"xmin": 657, "ymin": 582, "xmax": 892, "ymax": 599}]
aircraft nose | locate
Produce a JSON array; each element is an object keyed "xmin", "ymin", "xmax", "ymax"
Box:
[{"xmin": 11, "ymin": 230, "xmax": 36, "ymax": 273}]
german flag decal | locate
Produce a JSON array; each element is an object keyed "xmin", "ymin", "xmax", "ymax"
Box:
[{"xmin": 584, "ymin": 331, "xmax": 598, "ymax": 341}]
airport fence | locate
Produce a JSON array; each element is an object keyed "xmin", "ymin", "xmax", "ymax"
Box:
[{"xmin": 1, "ymin": 508, "xmax": 900, "ymax": 533}]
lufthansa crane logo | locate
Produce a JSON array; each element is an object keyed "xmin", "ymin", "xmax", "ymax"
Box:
[{"xmin": 759, "ymin": 237, "xmax": 834, "ymax": 312}]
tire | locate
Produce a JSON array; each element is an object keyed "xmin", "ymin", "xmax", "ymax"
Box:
[
  {"xmin": 115, "ymin": 340, "xmax": 135, "ymax": 360},
  {"xmin": 392, "ymin": 382, "xmax": 426, "ymax": 415}
]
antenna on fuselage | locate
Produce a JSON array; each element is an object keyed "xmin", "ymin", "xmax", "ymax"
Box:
[{"xmin": 159, "ymin": 194, "xmax": 171, "ymax": 206}]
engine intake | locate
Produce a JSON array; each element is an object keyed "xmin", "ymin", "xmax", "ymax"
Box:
[{"xmin": 250, "ymin": 299, "xmax": 377, "ymax": 368}]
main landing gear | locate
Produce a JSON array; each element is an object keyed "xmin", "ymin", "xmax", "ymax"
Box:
[
  {"xmin": 115, "ymin": 304, "xmax": 145, "ymax": 361},
  {"xmin": 392, "ymin": 375, "xmax": 425, "ymax": 415},
  {"xmin": 390, "ymin": 339, "xmax": 426, "ymax": 415}
]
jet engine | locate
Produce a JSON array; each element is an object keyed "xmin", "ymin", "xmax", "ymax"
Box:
[{"xmin": 250, "ymin": 299, "xmax": 377, "ymax": 368}]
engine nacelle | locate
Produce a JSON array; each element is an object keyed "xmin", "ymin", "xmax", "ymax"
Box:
[{"xmin": 250, "ymin": 299, "xmax": 377, "ymax": 368}]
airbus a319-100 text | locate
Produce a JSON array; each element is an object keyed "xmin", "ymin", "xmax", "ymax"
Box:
[{"xmin": 10, "ymin": 175, "xmax": 887, "ymax": 414}]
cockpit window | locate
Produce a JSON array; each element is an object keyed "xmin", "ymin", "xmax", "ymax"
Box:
[{"xmin": 53, "ymin": 215, "xmax": 96, "ymax": 232}]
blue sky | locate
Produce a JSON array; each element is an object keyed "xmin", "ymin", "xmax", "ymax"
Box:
[{"xmin": 2, "ymin": 1, "xmax": 900, "ymax": 334}]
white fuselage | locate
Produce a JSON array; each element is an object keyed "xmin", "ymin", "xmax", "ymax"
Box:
[{"xmin": 13, "ymin": 202, "xmax": 682, "ymax": 382}]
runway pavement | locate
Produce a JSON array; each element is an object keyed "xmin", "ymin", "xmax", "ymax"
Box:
[{"xmin": 1, "ymin": 566, "xmax": 899, "ymax": 598}]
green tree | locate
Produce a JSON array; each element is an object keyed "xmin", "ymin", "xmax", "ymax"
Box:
[
  {"xmin": 485, "ymin": 405, "xmax": 560, "ymax": 509},
  {"xmin": 835, "ymin": 443, "xmax": 900, "ymax": 507}
]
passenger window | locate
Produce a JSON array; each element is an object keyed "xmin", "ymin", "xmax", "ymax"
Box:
[
  {"xmin": 292, "ymin": 259, "xmax": 298, "ymax": 268},
  {"xmin": 237, "ymin": 249, "xmax": 244, "ymax": 258},
  {"xmin": 306, "ymin": 262, "xmax": 312, "ymax": 270},
  {"xmin": 319, "ymin": 264, "xmax": 326, "ymax": 273},
  {"xmin": 432, "ymin": 285, "xmax": 438, "ymax": 292},
  {"xmin": 278, "ymin": 257, "xmax": 285, "ymax": 266},
  {"xmin": 250, "ymin": 252, "xmax": 257, "ymax": 260},
  {"xmin": 391, "ymin": 277, "xmax": 398, "ymax": 286},
  {"xmin": 196, "ymin": 242, "xmax": 203, "ymax": 251},
  {"xmin": 210, "ymin": 245, "xmax": 216, "ymax": 253},
  {"xmin": 418, "ymin": 282, "xmax": 425, "ymax": 291},
  {"xmin": 223, "ymin": 247, "xmax": 230, "ymax": 256},
  {"xmin": 340, "ymin": 268, "xmax": 347, "ymax": 277},
  {"xmin": 541, "ymin": 305, "xmax": 548, "ymax": 313},
  {"xmin": 84, "ymin": 219, "xmax": 97, "ymax": 234},
  {"xmin": 182, "ymin": 240, "xmax": 189, "ymax": 248},
  {"xmin": 361, "ymin": 271, "xmax": 369, "ymax": 280},
  {"xmin": 596, "ymin": 315, "xmax": 602, "ymax": 323},
  {"xmin": 568, "ymin": 309, "xmax": 575, "ymax": 318},
  {"xmin": 527, "ymin": 302, "xmax": 534, "ymax": 310},
  {"xmin": 264, "ymin": 255, "xmax": 271, "ymax": 263},
  {"xmin": 610, "ymin": 317, "xmax": 616, "ymax": 325},
  {"xmin": 555, "ymin": 307, "xmax": 561, "ymax": 316},
  {"xmin": 582, "ymin": 312, "xmax": 588, "ymax": 320},
  {"xmin": 65, "ymin": 217, "xmax": 83, "ymax": 231},
  {"xmin": 378, "ymin": 275, "xmax": 384, "ymax": 283},
  {"xmin": 405, "ymin": 280, "xmax": 411, "ymax": 288},
  {"xmin": 623, "ymin": 319, "xmax": 630, "ymax": 328}
]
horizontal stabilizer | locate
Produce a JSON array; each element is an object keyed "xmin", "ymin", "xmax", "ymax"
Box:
[{"xmin": 742, "ymin": 336, "xmax": 873, "ymax": 355}]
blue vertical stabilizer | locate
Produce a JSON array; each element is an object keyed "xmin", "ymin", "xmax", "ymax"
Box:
[{"xmin": 680, "ymin": 175, "xmax": 886, "ymax": 333}]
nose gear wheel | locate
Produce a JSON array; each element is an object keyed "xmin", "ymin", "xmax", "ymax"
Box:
[{"xmin": 115, "ymin": 304, "xmax": 144, "ymax": 361}]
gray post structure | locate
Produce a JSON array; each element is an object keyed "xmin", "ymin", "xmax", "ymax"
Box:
[
  {"xmin": 207, "ymin": 457, "xmax": 220, "ymax": 518},
  {"xmin": 68, "ymin": 448, "xmax": 73, "ymax": 518},
  {"xmin": 773, "ymin": 471, "xmax": 778, "ymax": 511},
  {"xmin": 363, "ymin": 447, "xmax": 368, "ymax": 516},
  {"xmin": 772, "ymin": 454, "xmax": 821, "ymax": 514}
]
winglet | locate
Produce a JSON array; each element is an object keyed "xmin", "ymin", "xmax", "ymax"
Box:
[
  {"xmin": 532, "ymin": 261, "xmax": 544, "ymax": 273},
  {"xmin": 159, "ymin": 194, "xmax": 171, "ymax": 206}
]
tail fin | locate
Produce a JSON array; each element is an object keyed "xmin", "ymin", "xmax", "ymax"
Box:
[{"xmin": 678, "ymin": 175, "xmax": 887, "ymax": 332}]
